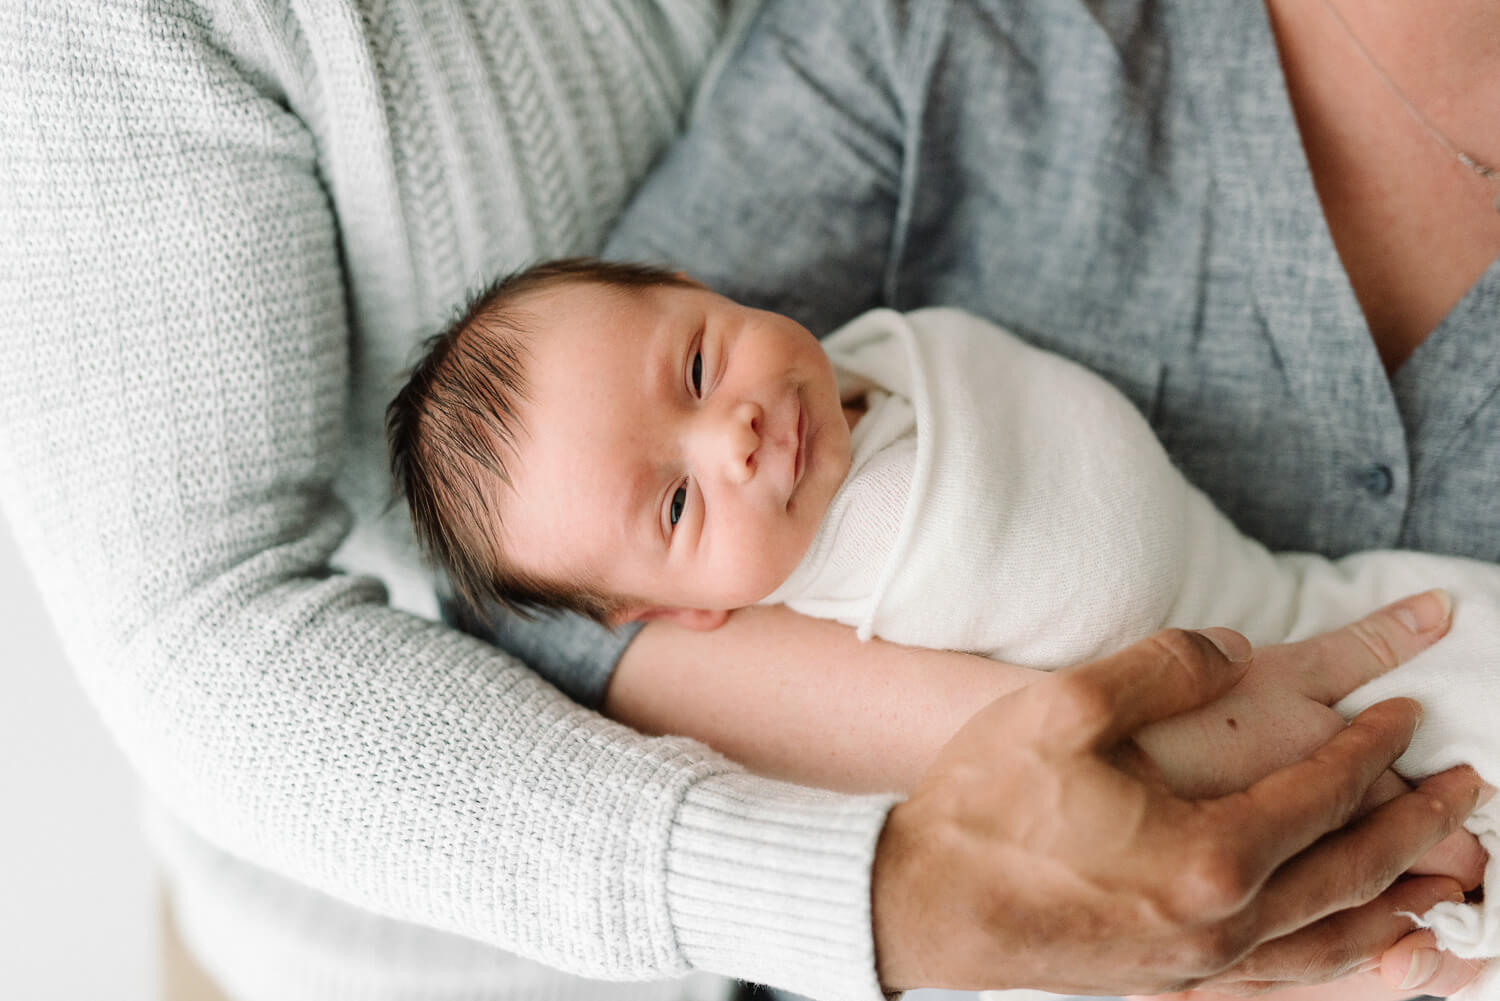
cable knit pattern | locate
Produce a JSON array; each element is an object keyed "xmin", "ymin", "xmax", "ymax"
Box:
[{"xmin": 0, "ymin": 2, "xmax": 894, "ymax": 998}]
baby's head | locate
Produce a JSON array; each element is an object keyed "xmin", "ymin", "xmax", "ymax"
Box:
[{"xmin": 387, "ymin": 258, "xmax": 852, "ymax": 630}]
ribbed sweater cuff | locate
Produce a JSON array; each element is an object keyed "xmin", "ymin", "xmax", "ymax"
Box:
[{"xmin": 665, "ymin": 771, "xmax": 900, "ymax": 1001}]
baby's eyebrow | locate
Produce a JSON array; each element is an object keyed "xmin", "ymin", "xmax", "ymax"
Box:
[
  {"xmin": 621, "ymin": 461, "xmax": 663, "ymax": 551},
  {"xmin": 620, "ymin": 316, "xmax": 676, "ymax": 548},
  {"xmin": 627, "ymin": 465, "xmax": 657, "ymax": 543},
  {"xmin": 644, "ymin": 316, "xmax": 673, "ymax": 401}
]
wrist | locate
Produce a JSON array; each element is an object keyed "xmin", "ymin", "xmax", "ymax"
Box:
[
  {"xmin": 668, "ymin": 769, "xmax": 899, "ymax": 1001},
  {"xmin": 871, "ymin": 800, "xmax": 924, "ymax": 991},
  {"xmin": 869, "ymin": 787, "xmax": 1023, "ymax": 994}
]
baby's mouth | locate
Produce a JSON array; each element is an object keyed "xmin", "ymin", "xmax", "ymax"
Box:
[{"xmin": 792, "ymin": 402, "xmax": 806, "ymax": 492}]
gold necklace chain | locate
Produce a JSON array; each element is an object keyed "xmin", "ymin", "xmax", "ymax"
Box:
[{"xmin": 1320, "ymin": 0, "xmax": 1500, "ymax": 211}]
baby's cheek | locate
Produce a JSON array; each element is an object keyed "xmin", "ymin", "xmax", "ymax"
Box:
[
  {"xmin": 748, "ymin": 536, "xmax": 804, "ymax": 603},
  {"xmin": 710, "ymin": 528, "xmax": 791, "ymax": 608}
]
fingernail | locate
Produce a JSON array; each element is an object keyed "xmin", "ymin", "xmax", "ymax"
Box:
[
  {"xmin": 1408, "ymin": 698, "xmax": 1424, "ymax": 728},
  {"xmin": 1399, "ymin": 948, "xmax": 1440, "ymax": 990},
  {"xmin": 1202, "ymin": 630, "xmax": 1252, "ymax": 663},
  {"xmin": 1480, "ymin": 783, "xmax": 1496, "ymax": 807},
  {"xmin": 1393, "ymin": 589, "xmax": 1452, "ymax": 634}
]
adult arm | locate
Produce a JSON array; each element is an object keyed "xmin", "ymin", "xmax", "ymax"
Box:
[
  {"xmin": 0, "ymin": 4, "xmax": 896, "ymax": 998},
  {"xmin": 871, "ymin": 615, "xmax": 1481, "ymax": 995}
]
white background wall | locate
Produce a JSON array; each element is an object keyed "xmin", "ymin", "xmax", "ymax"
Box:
[{"xmin": 0, "ymin": 513, "xmax": 155, "ymax": 1000}]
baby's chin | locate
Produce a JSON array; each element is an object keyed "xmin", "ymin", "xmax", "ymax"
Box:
[
  {"xmin": 742, "ymin": 513, "xmax": 833, "ymax": 608},
  {"xmin": 730, "ymin": 422, "xmax": 847, "ymax": 609}
]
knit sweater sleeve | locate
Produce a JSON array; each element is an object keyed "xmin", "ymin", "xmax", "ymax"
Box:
[{"xmin": 0, "ymin": 3, "xmax": 893, "ymax": 998}]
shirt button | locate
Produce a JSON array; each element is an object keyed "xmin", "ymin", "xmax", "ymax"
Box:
[{"xmin": 1361, "ymin": 463, "xmax": 1394, "ymax": 497}]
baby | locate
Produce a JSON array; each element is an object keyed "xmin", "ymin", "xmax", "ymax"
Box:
[
  {"xmin": 386, "ymin": 257, "xmax": 856, "ymax": 633},
  {"xmin": 387, "ymin": 257, "xmax": 1500, "ymax": 983}
]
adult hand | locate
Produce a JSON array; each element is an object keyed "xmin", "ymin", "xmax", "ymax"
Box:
[
  {"xmin": 870, "ymin": 593, "xmax": 1487, "ymax": 994},
  {"xmin": 1134, "ymin": 594, "xmax": 1486, "ymax": 889},
  {"xmin": 1130, "ymin": 591, "xmax": 1487, "ymax": 997}
]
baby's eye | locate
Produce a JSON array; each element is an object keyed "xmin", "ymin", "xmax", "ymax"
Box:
[
  {"xmin": 690, "ymin": 351, "xmax": 703, "ymax": 397},
  {"xmin": 669, "ymin": 484, "xmax": 687, "ymax": 527}
]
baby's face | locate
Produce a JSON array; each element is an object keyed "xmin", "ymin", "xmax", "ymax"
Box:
[{"xmin": 497, "ymin": 280, "xmax": 852, "ymax": 626}]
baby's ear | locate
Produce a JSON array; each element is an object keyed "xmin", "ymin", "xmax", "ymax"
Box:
[{"xmin": 632, "ymin": 606, "xmax": 731, "ymax": 631}]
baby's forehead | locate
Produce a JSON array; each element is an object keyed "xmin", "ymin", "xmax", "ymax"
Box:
[
  {"xmin": 492, "ymin": 412, "xmax": 640, "ymax": 585},
  {"xmin": 497, "ymin": 276, "xmax": 695, "ymax": 500},
  {"xmin": 517, "ymin": 281, "xmax": 679, "ymax": 382},
  {"xmin": 520, "ymin": 276, "xmax": 658, "ymax": 314},
  {"xmin": 501, "ymin": 322, "xmax": 639, "ymax": 481}
]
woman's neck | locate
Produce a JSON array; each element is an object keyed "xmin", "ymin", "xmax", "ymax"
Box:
[{"xmin": 1265, "ymin": 0, "xmax": 1500, "ymax": 373}]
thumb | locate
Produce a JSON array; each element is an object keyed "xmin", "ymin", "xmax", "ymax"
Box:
[
  {"xmin": 1059, "ymin": 627, "xmax": 1253, "ymax": 750},
  {"xmin": 1380, "ymin": 930, "xmax": 1484, "ymax": 996}
]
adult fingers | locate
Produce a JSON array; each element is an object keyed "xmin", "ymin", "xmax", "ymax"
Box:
[
  {"xmin": 1201, "ymin": 876, "xmax": 1464, "ymax": 990},
  {"xmin": 1163, "ymin": 925, "xmax": 1480, "ymax": 999},
  {"xmin": 1057, "ymin": 627, "xmax": 1253, "ymax": 751},
  {"xmin": 1358, "ymin": 770, "xmax": 1485, "ymax": 888},
  {"xmin": 1292, "ymin": 590, "xmax": 1452, "ymax": 705},
  {"xmin": 1152, "ymin": 967, "xmax": 1437, "ymax": 1000},
  {"xmin": 1249, "ymin": 764, "xmax": 1484, "ymax": 943},
  {"xmin": 1359, "ymin": 767, "xmax": 1409, "ymax": 814},
  {"xmin": 1380, "ymin": 929, "xmax": 1485, "ymax": 996}
]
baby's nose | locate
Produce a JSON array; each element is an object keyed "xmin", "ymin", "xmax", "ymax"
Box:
[{"xmin": 708, "ymin": 402, "xmax": 762, "ymax": 484}]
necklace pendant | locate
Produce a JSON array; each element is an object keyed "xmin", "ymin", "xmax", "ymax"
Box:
[{"xmin": 1458, "ymin": 152, "xmax": 1500, "ymax": 181}]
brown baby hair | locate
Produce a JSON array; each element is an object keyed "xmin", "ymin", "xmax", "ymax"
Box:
[{"xmin": 386, "ymin": 257, "xmax": 697, "ymax": 624}]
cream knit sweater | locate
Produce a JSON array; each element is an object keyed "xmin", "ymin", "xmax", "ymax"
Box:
[{"xmin": 0, "ymin": 3, "xmax": 893, "ymax": 999}]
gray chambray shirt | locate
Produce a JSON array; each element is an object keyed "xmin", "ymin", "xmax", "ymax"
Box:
[{"xmin": 479, "ymin": 0, "xmax": 1499, "ymax": 704}]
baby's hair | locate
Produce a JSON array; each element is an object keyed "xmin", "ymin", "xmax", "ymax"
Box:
[{"xmin": 386, "ymin": 257, "xmax": 696, "ymax": 625}]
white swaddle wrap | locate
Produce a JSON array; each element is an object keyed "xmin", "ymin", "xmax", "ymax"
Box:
[{"xmin": 766, "ymin": 308, "xmax": 1500, "ymax": 993}]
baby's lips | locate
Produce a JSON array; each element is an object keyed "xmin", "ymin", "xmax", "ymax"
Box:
[{"xmin": 791, "ymin": 403, "xmax": 806, "ymax": 488}]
